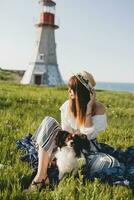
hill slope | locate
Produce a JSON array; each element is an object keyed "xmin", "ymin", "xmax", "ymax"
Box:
[{"xmin": 0, "ymin": 69, "xmax": 24, "ymax": 83}]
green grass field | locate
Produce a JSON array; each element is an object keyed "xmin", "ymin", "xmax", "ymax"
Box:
[{"xmin": 0, "ymin": 82, "xmax": 134, "ymax": 200}]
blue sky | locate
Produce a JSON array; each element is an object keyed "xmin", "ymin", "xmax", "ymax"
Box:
[{"xmin": 0, "ymin": 0, "xmax": 134, "ymax": 83}]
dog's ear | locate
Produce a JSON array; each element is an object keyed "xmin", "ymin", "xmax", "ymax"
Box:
[
  {"xmin": 55, "ymin": 131, "xmax": 63, "ymax": 148},
  {"xmin": 73, "ymin": 134, "xmax": 91, "ymax": 153},
  {"xmin": 55, "ymin": 130, "xmax": 70, "ymax": 148}
]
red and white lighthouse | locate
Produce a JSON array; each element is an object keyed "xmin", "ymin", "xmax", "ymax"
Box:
[{"xmin": 21, "ymin": 0, "xmax": 63, "ymax": 85}]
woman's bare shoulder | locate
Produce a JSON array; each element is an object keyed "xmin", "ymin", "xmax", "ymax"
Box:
[{"xmin": 94, "ymin": 102, "xmax": 106, "ymax": 115}]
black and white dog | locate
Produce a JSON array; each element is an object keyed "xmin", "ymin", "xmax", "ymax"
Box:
[
  {"xmin": 54, "ymin": 131, "xmax": 80, "ymax": 179},
  {"xmin": 54, "ymin": 130, "xmax": 121, "ymax": 180}
]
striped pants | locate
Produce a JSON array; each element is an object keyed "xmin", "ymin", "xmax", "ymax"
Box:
[{"xmin": 32, "ymin": 116, "xmax": 61, "ymax": 156}]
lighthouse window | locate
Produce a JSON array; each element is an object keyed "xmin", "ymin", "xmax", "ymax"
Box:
[{"xmin": 39, "ymin": 54, "xmax": 44, "ymax": 60}]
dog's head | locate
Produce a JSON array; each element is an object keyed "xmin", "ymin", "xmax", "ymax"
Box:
[
  {"xmin": 71, "ymin": 134, "xmax": 91, "ymax": 157},
  {"xmin": 55, "ymin": 131, "xmax": 91, "ymax": 157},
  {"xmin": 55, "ymin": 130, "xmax": 73, "ymax": 148},
  {"xmin": 73, "ymin": 134, "xmax": 90, "ymax": 150}
]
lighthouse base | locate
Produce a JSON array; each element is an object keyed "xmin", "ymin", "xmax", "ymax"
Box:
[{"xmin": 21, "ymin": 63, "xmax": 63, "ymax": 86}]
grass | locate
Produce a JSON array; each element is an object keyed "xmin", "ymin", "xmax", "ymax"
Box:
[{"xmin": 0, "ymin": 81, "xmax": 134, "ymax": 200}]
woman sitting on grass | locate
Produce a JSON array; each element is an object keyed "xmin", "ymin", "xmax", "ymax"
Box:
[{"xmin": 30, "ymin": 71, "xmax": 107, "ymax": 190}]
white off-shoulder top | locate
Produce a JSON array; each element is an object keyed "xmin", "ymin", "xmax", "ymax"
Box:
[{"xmin": 60, "ymin": 100, "xmax": 107, "ymax": 140}]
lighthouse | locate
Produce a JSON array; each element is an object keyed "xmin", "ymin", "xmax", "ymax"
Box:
[{"xmin": 21, "ymin": 0, "xmax": 63, "ymax": 86}]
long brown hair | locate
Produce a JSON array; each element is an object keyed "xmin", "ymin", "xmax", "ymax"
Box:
[{"xmin": 68, "ymin": 76, "xmax": 91, "ymax": 126}]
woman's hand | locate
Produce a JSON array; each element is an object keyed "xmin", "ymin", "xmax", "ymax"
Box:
[
  {"xmin": 86, "ymin": 89, "xmax": 96, "ymax": 116},
  {"xmin": 72, "ymin": 129, "xmax": 80, "ymax": 137}
]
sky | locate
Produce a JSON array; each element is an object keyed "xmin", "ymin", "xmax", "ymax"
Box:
[{"xmin": 0, "ymin": 0, "xmax": 134, "ymax": 83}]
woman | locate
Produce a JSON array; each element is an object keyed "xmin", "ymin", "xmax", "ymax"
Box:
[
  {"xmin": 60, "ymin": 71, "xmax": 107, "ymax": 143},
  {"xmin": 30, "ymin": 71, "xmax": 107, "ymax": 190}
]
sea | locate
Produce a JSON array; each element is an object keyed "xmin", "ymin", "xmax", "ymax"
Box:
[{"xmin": 96, "ymin": 82, "xmax": 134, "ymax": 93}]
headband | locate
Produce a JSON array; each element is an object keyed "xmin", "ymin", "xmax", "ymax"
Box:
[{"xmin": 74, "ymin": 73, "xmax": 93, "ymax": 91}]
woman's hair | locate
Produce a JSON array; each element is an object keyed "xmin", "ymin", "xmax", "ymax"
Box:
[{"xmin": 68, "ymin": 75, "xmax": 91, "ymax": 125}]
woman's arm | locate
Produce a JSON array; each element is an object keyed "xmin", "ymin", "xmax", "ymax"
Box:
[
  {"xmin": 84, "ymin": 90, "xmax": 96, "ymax": 127},
  {"xmin": 85, "ymin": 91, "xmax": 106, "ymax": 127},
  {"xmin": 80, "ymin": 90, "xmax": 107, "ymax": 140}
]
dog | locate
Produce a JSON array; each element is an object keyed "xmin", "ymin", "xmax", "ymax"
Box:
[
  {"xmin": 55, "ymin": 131, "xmax": 79, "ymax": 180},
  {"xmin": 54, "ymin": 130, "xmax": 121, "ymax": 181}
]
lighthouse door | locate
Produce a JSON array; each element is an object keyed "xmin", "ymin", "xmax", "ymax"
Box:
[{"xmin": 34, "ymin": 75, "xmax": 42, "ymax": 85}]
